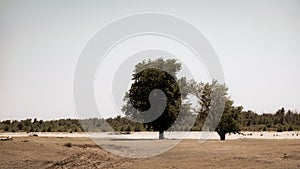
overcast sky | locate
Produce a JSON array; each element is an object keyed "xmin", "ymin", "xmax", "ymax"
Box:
[{"xmin": 0, "ymin": 0, "xmax": 300, "ymax": 120}]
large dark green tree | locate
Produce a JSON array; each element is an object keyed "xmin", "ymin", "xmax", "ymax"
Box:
[{"xmin": 122, "ymin": 58, "xmax": 184, "ymax": 139}]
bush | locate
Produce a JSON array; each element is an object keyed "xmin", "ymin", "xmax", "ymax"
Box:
[
  {"xmin": 277, "ymin": 125, "xmax": 283, "ymax": 132},
  {"xmin": 126, "ymin": 125, "xmax": 132, "ymax": 132},
  {"xmin": 64, "ymin": 142, "xmax": 72, "ymax": 147},
  {"xmin": 4, "ymin": 125, "xmax": 9, "ymax": 132},
  {"xmin": 262, "ymin": 126, "xmax": 267, "ymax": 131},
  {"xmin": 288, "ymin": 125, "xmax": 293, "ymax": 131}
]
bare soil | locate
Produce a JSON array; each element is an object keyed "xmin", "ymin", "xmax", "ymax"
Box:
[{"xmin": 1, "ymin": 137, "xmax": 300, "ymax": 169}]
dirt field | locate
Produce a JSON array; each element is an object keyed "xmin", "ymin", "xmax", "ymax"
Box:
[{"xmin": 0, "ymin": 137, "xmax": 300, "ymax": 169}]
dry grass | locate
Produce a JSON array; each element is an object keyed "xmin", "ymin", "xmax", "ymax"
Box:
[{"xmin": 0, "ymin": 137, "xmax": 300, "ymax": 169}]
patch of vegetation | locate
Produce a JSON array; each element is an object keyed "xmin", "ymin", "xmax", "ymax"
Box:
[{"xmin": 64, "ymin": 142, "xmax": 72, "ymax": 147}]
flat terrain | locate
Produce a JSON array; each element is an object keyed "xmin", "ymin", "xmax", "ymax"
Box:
[{"xmin": 0, "ymin": 137, "xmax": 300, "ymax": 169}]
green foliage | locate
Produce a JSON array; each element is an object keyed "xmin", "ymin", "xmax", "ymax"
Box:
[
  {"xmin": 288, "ymin": 125, "xmax": 294, "ymax": 131},
  {"xmin": 239, "ymin": 108, "xmax": 300, "ymax": 131},
  {"xmin": 215, "ymin": 100, "xmax": 242, "ymax": 140},
  {"xmin": 276, "ymin": 125, "xmax": 284, "ymax": 132},
  {"xmin": 123, "ymin": 58, "xmax": 185, "ymax": 138},
  {"xmin": 0, "ymin": 118, "xmax": 83, "ymax": 133},
  {"xmin": 191, "ymin": 80, "xmax": 242, "ymax": 140},
  {"xmin": 3, "ymin": 125, "xmax": 9, "ymax": 131}
]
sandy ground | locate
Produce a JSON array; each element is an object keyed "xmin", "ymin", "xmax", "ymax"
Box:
[
  {"xmin": 1, "ymin": 137, "xmax": 300, "ymax": 169},
  {"xmin": 2, "ymin": 131, "xmax": 300, "ymax": 139}
]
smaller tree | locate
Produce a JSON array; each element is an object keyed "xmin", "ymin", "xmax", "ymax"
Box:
[
  {"xmin": 193, "ymin": 80, "xmax": 242, "ymax": 140},
  {"xmin": 215, "ymin": 100, "xmax": 242, "ymax": 140}
]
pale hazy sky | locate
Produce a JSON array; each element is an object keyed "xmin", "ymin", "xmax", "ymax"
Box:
[{"xmin": 0, "ymin": 0, "xmax": 300, "ymax": 120}]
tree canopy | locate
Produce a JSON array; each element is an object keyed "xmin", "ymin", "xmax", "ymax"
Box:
[
  {"xmin": 191, "ymin": 80, "xmax": 242, "ymax": 140},
  {"xmin": 216, "ymin": 100, "xmax": 242, "ymax": 140},
  {"xmin": 122, "ymin": 58, "xmax": 183, "ymax": 139}
]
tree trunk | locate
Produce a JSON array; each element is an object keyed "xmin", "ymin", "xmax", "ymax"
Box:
[
  {"xmin": 159, "ymin": 131, "xmax": 164, "ymax": 140},
  {"xmin": 219, "ymin": 133, "xmax": 226, "ymax": 141}
]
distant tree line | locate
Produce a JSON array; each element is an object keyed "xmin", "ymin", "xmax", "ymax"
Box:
[
  {"xmin": 0, "ymin": 108, "xmax": 299, "ymax": 133},
  {"xmin": 239, "ymin": 107, "xmax": 300, "ymax": 132},
  {"xmin": 0, "ymin": 118, "xmax": 83, "ymax": 133},
  {"xmin": 0, "ymin": 116, "xmax": 147, "ymax": 133}
]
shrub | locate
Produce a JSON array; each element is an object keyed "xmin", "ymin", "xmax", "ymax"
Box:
[
  {"xmin": 64, "ymin": 142, "xmax": 72, "ymax": 147},
  {"xmin": 262, "ymin": 126, "xmax": 267, "ymax": 131},
  {"xmin": 277, "ymin": 125, "xmax": 283, "ymax": 132},
  {"xmin": 288, "ymin": 125, "xmax": 294, "ymax": 131},
  {"xmin": 4, "ymin": 125, "xmax": 9, "ymax": 132}
]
